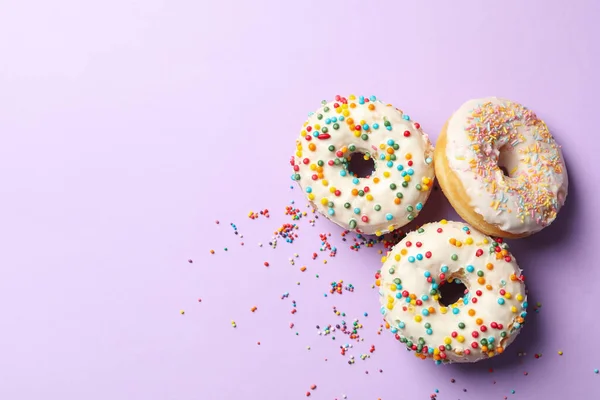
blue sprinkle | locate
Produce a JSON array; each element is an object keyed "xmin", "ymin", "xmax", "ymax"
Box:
[
  {"xmin": 358, "ymin": 96, "xmax": 365, "ymax": 104},
  {"xmin": 332, "ymin": 117, "xmax": 338, "ymax": 122},
  {"xmin": 401, "ymin": 171, "xmax": 407, "ymax": 177},
  {"xmin": 408, "ymin": 256, "xmax": 415, "ymax": 263},
  {"xmin": 362, "ymin": 124, "xmax": 369, "ymax": 130},
  {"xmin": 407, "ymin": 169, "xmax": 414, "ymax": 176},
  {"xmin": 387, "ymin": 161, "xmax": 393, "ymax": 167},
  {"xmin": 426, "ymin": 329, "xmax": 433, "ymax": 335},
  {"xmin": 386, "ymin": 125, "xmax": 392, "ymax": 131},
  {"xmin": 416, "ymin": 203, "xmax": 423, "ymax": 211},
  {"xmin": 428, "ymin": 347, "xmax": 434, "ymax": 354},
  {"xmin": 425, "ymin": 157, "xmax": 433, "ymax": 164},
  {"xmin": 353, "ymin": 208, "xmax": 361, "ymax": 214},
  {"xmin": 466, "ymin": 265, "xmax": 475, "ymax": 273},
  {"xmin": 396, "ymin": 292, "xmax": 402, "ymax": 298},
  {"xmin": 397, "ymin": 165, "xmax": 404, "ymax": 171},
  {"xmin": 498, "ymin": 298, "xmax": 505, "ymax": 305},
  {"xmin": 385, "ymin": 213, "xmax": 393, "ymax": 221},
  {"xmin": 402, "ymin": 115, "xmax": 410, "ymax": 121},
  {"xmin": 339, "ymin": 116, "xmax": 345, "ymax": 121},
  {"xmin": 352, "ymin": 178, "xmax": 359, "ymax": 184},
  {"xmin": 452, "ymin": 308, "xmax": 460, "ymax": 315},
  {"xmin": 369, "ymin": 95, "xmax": 376, "ymax": 101},
  {"xmin": 328, "ymin": 208, "xmax": 335, "ymax": 216},
  {"xmin": 340, "ymin": 170, "xmax": 347, "ymax": 177},
  {"xmin": 313, "ymin": 131, "xmax": 319, "ymax": 137},
  {"xmin": 432, "ymin": 283, "xmax": 438, "ymax": 289},
  {"xmin": 522, "ymin": 302, "xmax": 528, "ymax": 308},
  {"xmin": 306, "ymin": 187, "xmax": 312, "ymax": 193},
  {"xmin": 373, "ymin": 123, "xmax": 379, "ymax": 129},
  {"xmin": 325, "ymin": 118, "xmax": 331, "ymax": 124},
  {"xmin": 391, "ymin": 328, "xmax": 397, "ymax": 333},
  {"xmin": 422, "ymin": 309, "xmax": 429, "ymax": 316},
  {"xmin": 424, "ymin": 271, "xmax": 431, "ymax": 277},
  {"xmin": 488, "ymin": 337, "xmax": 495, "ymax": 344},
  {"xmin": 380, "ymin": 307, "xmax": 386, "ymax": 314},
  {"xmin": 398, "ymin": 322, "xmax": 405, "ymax": 329},
  {"xmin": 387, "ymin": 139, "xmax": 394, "ymax": 145},
  {"xmin": 416, "ymin": 254, "xmax": 423, "ymax": 261},
  {"xmin": 421, "ymin": 295, "xmax": 429, "ymax": 301},
  {"xmin": 441, "ymin": 266, "xmax": 449, "ymax": 273},
  {"xmin": 380, "ymin": 154, "xmax": 386, "ymax": 160},
  {"xmin": 462, "ymin": 226, "xmax": 469, "ymax": 231},
  {"xmin": 364, "ymin": 312, "xmax": 368, "ymax": 317}
]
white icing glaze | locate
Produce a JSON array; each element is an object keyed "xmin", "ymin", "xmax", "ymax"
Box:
[
  {"xmin": 292, "ymin": 95, "xmax": 435, "ymax": 235},
  {"xmin": 377, "ymin": 221, "xmax": 527, "ymax": 364},
  {"xmin": 445, "ymin": 97, "xmax": 568, "ymax": 235}
]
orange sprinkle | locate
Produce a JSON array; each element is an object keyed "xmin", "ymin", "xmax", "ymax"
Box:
[
  {"xmin": 300, "ymin": 266, "xmax": 307, "ymax": 272},
  {"xmin": 308, "ymin": 143, "xmax": 316, "ymax": 151},
  {"xmin": 486, "ymin": 263, "xmax": 494, "ymax": 270}
]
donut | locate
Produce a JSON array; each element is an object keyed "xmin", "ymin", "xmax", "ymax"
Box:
[
  {"xmin": 376, "ymin": 220, "xmax": 527, "ymax": 364},
  {"xmin": 291, "ymin": 95, "xmax": 435, "ymax": 235},
  {"xmin": 434, "ymin": 97, "xmax": 568, "ymax": 238}
]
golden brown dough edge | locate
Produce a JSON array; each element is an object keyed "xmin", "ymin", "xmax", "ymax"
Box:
[{"xmin": 433, "ymin": 121, "xmax": 531, "ymax": 239}]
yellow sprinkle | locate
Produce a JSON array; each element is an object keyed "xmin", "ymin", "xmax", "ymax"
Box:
[
  {"xmin": 320, "ymin": 198, "xmax": 328, "ymax": 205},
  {"xmin": 329, "ymin": 187, "xmax": 336, "ymax": 193},
  {"xmin": 401, "ymin": 249, "xmax": 408, "ymax": 255},
  {"xmin": 394, "ymin": 254, "xmax": 401, "ymax": 261},
  {"xmin": 457, "ymin": 335, "xmax": 465, "ymax": 343},
  {"xmin": 366, "ymin": 194, "xmax": 373, "ymax": 201},
  {"xmin": 381, "ymin": 256, "xmax": 387, "ymax": 263},
  {"xmin": 444, "ymin": 337, "xmax": 452, "ymax": 345},
  {"xmin": 440, "ymin": 219, "xmax": 448, "ymax": 224},
  {"xmin": 308, "ymin": 193, "xmax": 315, "ymax": 201},
  {"xmin": 440, "ymin": 307, "xmax": 448, "ymax": 314},
  {"xmin": 322, "ymin": 179, "xmax": 329, "ymax": 186},
  {"xmin": 511, "ymin": 306, "xmax": 517, "ymax": 313},
  {"xmin": 516, "ymin": 294, "xmax": 524, "ymax": 301},
  {"xmin": 180, "ymin": 310, "xmax": 185, "ymax": 315},
  {"xmin": 414, "ymin": 315, "xmax": 422, "ymax": 322},
  {"xmin": 465, "ymin": 237, "xmax": 473, "ymax": 245},
  {"xmin": 386, "ymin": 303, "xmax": 394, "ymax": 310}
]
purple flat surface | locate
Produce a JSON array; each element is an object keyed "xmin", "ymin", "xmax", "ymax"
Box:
[{"xmin": 1, "ymin": 1, "xmax": 599, "ymax": 399}]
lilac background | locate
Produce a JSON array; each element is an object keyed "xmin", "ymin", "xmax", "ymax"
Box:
[{"xmin": 1, "ymin": 1, "xmax": 599, "ymax": 399}]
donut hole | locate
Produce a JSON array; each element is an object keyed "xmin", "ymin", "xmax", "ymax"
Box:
[
  {"xmin": 437, "ymin": 279, "xmax": 468, "ymax": 307},
  {"xmin": 347, "ymin": 152, "xmax": 375, "ymax": 178},
  {"xmin": 498, "ymin": 145, "xmax": 519, "ymax": 178}
]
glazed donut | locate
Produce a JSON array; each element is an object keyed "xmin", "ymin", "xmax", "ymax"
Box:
[
  {"xmin": 291, "ymin": 95, "xmax": 435, "ymax": 235},
  {"xmin": 435, "ymin": 97, "xmax": 568, "ymax": 238},
  {"xmin": 376, "ymin": 220, "xmax": 527, "ymax": 364}
]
